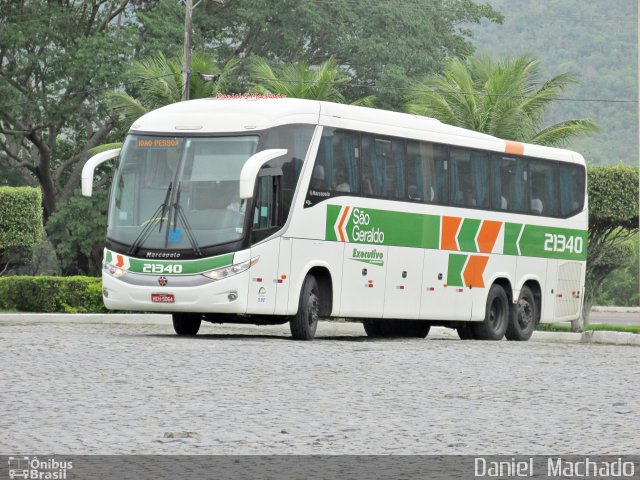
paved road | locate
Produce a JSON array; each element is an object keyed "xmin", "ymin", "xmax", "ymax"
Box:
[
  {"xmin": 0, "ymin": 316, "xmax": 638, "ymax": 455},
  {"xmin": 589, "ymin": 310, "xmax": 640, "ymax": 326}
]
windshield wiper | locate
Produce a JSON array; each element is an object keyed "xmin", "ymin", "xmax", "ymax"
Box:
[
  {"xmin": 170, "ymin": 182, "xmax": 203, "ymax": 256},
  {"xmin": 127, "ymin": 182, "xmax": 172, "ymax": 256}
]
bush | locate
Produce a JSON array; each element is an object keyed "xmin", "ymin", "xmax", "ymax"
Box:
[
  {"xmin": 0, "ymin": 276, "xmax": 106, "ymax": 313},
  {"xmin": 0, "ymin": 187, "xmax": 44, "ymax": 268}
]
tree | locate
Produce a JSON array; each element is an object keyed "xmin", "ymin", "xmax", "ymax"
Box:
[
  {"xmin": 248, "ymin": 57, "xmax": 374, "ymax": 105},
  {"xmin": 581, "ymin": 166, "xmax": 639, "ymax": 325},
  {"xmin": 0, "ymin": 1, "xmax": 155, "ymax": 218},
  {"xmin": 106, "ymin": 52, "xmax": 239, "ymax": 128},
  {"xmin": 194, "ymin": 0, "xmax": 502, "ymax": 108},
  {"xmin": 406, "ymin": 55, "xmax": 599, "ymax": 147},
  {"xmin": 45, "ymin": 190, "xmax": 109, "ymax": 276}
]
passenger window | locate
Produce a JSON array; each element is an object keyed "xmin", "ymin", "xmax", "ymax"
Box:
[
  {"xmin": 491, "ymin": 156, "xmax": 527, "ymax": 213},
  {"xmin": 361, "ymin": 134, "xmax": 405, "ymax": 200},
  {"xmin": 450, "ymin": 148, "xmax": 489, "ymax": 208},
  {"xmin": 529, "ymin": 160, "xmax": 558, "ymax": 216},
  {"xmin": 559, "ymin": 164, "xmax": 585, "ymax": 217}
]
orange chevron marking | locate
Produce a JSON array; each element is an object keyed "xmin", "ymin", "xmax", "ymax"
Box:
[
  {"xmin": 505, "ymin": 141, "xmax": 524, "ymax": 155},
  {"xmin": 463, "ymin": 255, "xmax": 489, "ymax": 288},
  {"xmin": 477, "ymin": 220, "xmax": 502, "ymax": 253},
  {"xmin": 337, "ymin": 206, "xmax": 351, "ymax": 242},
  {"xmin": 441, "ymin": 216, "xmax": 462, "ymax": 251},
  {"xmin": 115, "ymin": 255, "xmax": 125, "ymax": 268}
]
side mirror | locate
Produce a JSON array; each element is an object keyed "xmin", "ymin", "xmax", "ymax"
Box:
[
  {"xmin": 81, "ymin": 148, "xmax": 121, "ymax": 197},
  {"xmin": 239, "ymin": 149, "xmax": 288, "ymax": 199}
]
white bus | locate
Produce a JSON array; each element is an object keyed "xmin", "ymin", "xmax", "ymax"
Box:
[{"xmin": 82, "ymin": 98, "xmax": 587, "ymax": 341}]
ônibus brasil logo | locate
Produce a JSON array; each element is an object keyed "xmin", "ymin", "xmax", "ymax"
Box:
[
  {"xmin": 8, "ymin": 456, "xmax": 72, "ymax": 479},
  {"xmin": 333, "ymin": 206, "xmax": 385, "ymax": 244}
]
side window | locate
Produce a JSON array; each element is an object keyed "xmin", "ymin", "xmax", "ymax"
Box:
[
  {"xmin": 559, "ymin": 164, "xmax": 585, "ymax": 217},
  {"xmin": 261, "ymin": 124, "xmax": 314, "ymax": 219},
  {"xmin": 406, "ymin": 141, "xmax": 448, "ymax": 204},
  {"xmin": 450, "ymin": 148, "xmax": 489, "ymax": 208},
  {"xmin": 529, "ymin": 160, "xmax": 558, "ymax": 216},
  {"xmin": 491, "ymin": 155, "xmax": 528, "ymax": 213},
  {"xmin": 361, "ymin": 134, "xmax": 404, "ymax": 200},
  {"xmin": 252, "ymin": 175, "xmax": 276, "ymax": 232},
  {"xmin": 330, "ymin": 130, "xmax": 359, "ymax": 194}
]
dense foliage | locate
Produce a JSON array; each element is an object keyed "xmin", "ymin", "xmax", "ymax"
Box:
[
  {"xmin": 45, "ymin": 190, "xmax": 109, "ymax": 276},
  {"xmin": 584, "ymin": 166, "xmax": 640, "ymax": 318},
  {"xmin": 0, "ymin": 187, "xmax": 43, "ymax": 273},
  {"xmin": 0, "ymin": 276, "xmax": 105, "ymax": 313},
  {"xmin": 471, "ymin": 0, "xmax": 638, "ymax": 166}
]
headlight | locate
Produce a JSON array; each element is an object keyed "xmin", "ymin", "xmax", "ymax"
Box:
[
  {"xmin": 202, "ymin": 257, "xmax": 258, "ymax": 281},
  {"xmin": 103, "ymin": 261, "xmax": 127, "ymax": 278}
]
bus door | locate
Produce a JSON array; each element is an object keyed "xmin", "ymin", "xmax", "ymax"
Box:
[
  {"xmin": 340, "ymin": 243, "xmax": 388, "ymax": 318},
  {"xmin": 383, "ymin": 247, "xmax": 424, "ymax": 319},
  {"xmin": 420, "ymin": 250, "xmax": 473, "ymax": 321},
  {"xmin": 246, "ymin": 172, "xmax": 283, "ymax": 314}
]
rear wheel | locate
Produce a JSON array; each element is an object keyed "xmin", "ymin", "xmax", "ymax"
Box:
[
  {"xmin": 290, "ymin": 275, "xmax": 320, "ymax": 340},
  {"xmin": 472, "ymin": 284, "xmax": 509, "ymax": 340},
  {"xmin": 506, "ymin": 286, "xmax": 536, "ymax": 341},
  {"xmin": 172, "ymin": 313, "xmax": 202, "ymax": 336}
]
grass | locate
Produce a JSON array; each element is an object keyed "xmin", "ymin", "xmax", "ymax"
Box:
[{"xmin": 536, "ymin": 323, "xmax": 640, "ymax": 334}]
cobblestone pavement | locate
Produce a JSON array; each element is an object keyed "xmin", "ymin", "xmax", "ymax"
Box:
[{"xmin": 1, "ymin": 316, "xmax": 638, "ymax": 454}]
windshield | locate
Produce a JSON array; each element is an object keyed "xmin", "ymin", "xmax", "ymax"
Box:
[{"xmin": 108, "ymin": 134, "xmax": 259, "ymax": 250}]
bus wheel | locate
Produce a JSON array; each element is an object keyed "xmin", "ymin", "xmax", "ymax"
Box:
[
  {"xmin": 506, "ymin": 286, "xmax": 536, "ymax": 341},
  {"xmin": 472, "ymin": 284, "xmax": 509, "ymax": 340},
  {"xmin": 172, "ymin": 313, "xmax": 202, "ymax": 336},
  {"xmin": 457, "ymin": 323, "xmax": 476, "ymax": 340},
  {"xmin": 290, "ymin": 275, "xmax": 320, "ymax": 340}
]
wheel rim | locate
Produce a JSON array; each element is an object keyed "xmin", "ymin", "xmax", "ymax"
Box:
[{"xmin": 518, "ymin": 297, "xmax": 533, "ymax": 329}]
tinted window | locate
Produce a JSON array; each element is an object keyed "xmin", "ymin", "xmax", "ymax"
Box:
[
  {"xmin": 559, "ymin": 163, "xmax": 585, "ymax": 216},
  {"xmin": 529, "ymin": 159, "xmax": 558, "ymax": 216},
  {"xmin": 406, "ymin": 141, "xmax": 448, "ymax": 203},
  {"xmin": 491, "ymin": 155, "xmax": 528, "ymax": 213},
  {"xmin": 361, "ymin": 134, "xmax": 405, "ymax": 200},
  {"xmin": 450, "ymin": 148, "xmax": 490, "ymax": 208}
]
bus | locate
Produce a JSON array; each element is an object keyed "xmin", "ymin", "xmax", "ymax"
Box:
[{"xmin": 82, "ymin": 98, "xmax": 587, "ymax": 341}]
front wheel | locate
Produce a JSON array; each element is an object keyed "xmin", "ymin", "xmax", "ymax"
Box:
[
  {"xmin": 506, "ymin": 286, "xmax": 536, "ymax": 341},
  {"xmin": 290, "ymin": 275, "xmax": 320, "ymax": 340},
  {"xmin": 472, "ymin": 284, "xmax": 509, "ymax": 340},
  {"xmin": 172, "ymin": 313, "xmax": 202, "ymax": 336}
]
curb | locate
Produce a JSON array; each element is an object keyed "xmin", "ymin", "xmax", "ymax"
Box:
[
  {"xmin": 581, "ymin": 330, "xmax": 640, "ymax": 346},
  {"xmin": 591, "ymin": 306, "xmax": 640, "ymax": 313}
]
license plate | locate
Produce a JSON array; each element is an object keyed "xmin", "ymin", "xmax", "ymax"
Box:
[{"xmin": 151, "ymin": 293, "xmax": 175, "ymax": 303}]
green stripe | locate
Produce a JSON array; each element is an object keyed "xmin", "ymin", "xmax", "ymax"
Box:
[
  {"xmin": 504, "ymin": 223, "xmax": 523, "ymax": 256},
  {"xmin": 447, "ymin": 254, "xmax": 467, "ymax": 287},
  {"xmin": 106, "ymin": 250, "xmax": 234, "ymax": 275},
  {"xmin": 457, "ymin": 218, "xmax": 481, "ymax": 252}
]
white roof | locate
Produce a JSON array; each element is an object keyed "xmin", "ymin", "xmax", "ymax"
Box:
[{"xmin": 130, "ymin": 98, "xmax": 582, "ymax": 164}]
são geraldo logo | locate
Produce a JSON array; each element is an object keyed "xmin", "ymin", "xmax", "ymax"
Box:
[{"xmin": 8, "ymin": 457, "xmax": 72, "ymax": 480}]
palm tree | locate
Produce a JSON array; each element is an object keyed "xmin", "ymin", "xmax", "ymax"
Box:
[
  {"xmin": 248, "ymin": 56, "xmax": 375, "ymax": 106},
  {"xmin": 405, "ymin": 55, "xmax": 598, "ymax": 147},
  {"xmin": 107, "ymin": 52, "xmax": 239, "ymax": 127}
]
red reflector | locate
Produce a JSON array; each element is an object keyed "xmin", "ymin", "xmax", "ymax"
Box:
[
  {"xmin": 399, "ymin": 285, "xmax": 405, "ymax": 290},
  {"xmin": 257, "ymin": 278, "xmax": 262, "ymax": 283},
  {"xmin": 277, "ymin": 279, "xmax": 283, "ymax": 284},
  {"xmin": 428, "ymin": 287, "xmax": 435, "ymax": 291},
  {"xmin": 368, "ymin": 284, "xmax": 373, "ymax": 288},
  {"xmin": 456, "ymin": 288, "xmax": 464, "ymax": 293}
]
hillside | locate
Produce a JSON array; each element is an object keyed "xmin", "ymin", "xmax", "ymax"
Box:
[{"xmin": 470, "ymin": 0, "xmax": 638, "ymax": 166}]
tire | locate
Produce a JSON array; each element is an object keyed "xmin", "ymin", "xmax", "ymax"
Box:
[
  {"xmin": 506, "ymin": 286, "xmax": 536, "ymax": 341},
  {"xmin": 472, "ymin": 284, "xmax": 509, "ymax": 340},
  {"xmin": 457, "ymin": 323, "xmax": 476, "ymax": 340},
  {"xmin": 172, "ymin": 313, "xmax": 202, "ymax": 336},
  {"xmin": 290, "ymin": 275, "xmax": 320, "ymax": 340},
  {"xmin": 363, "ymin": 319, "xmax": 430, "ymax": 338}
]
